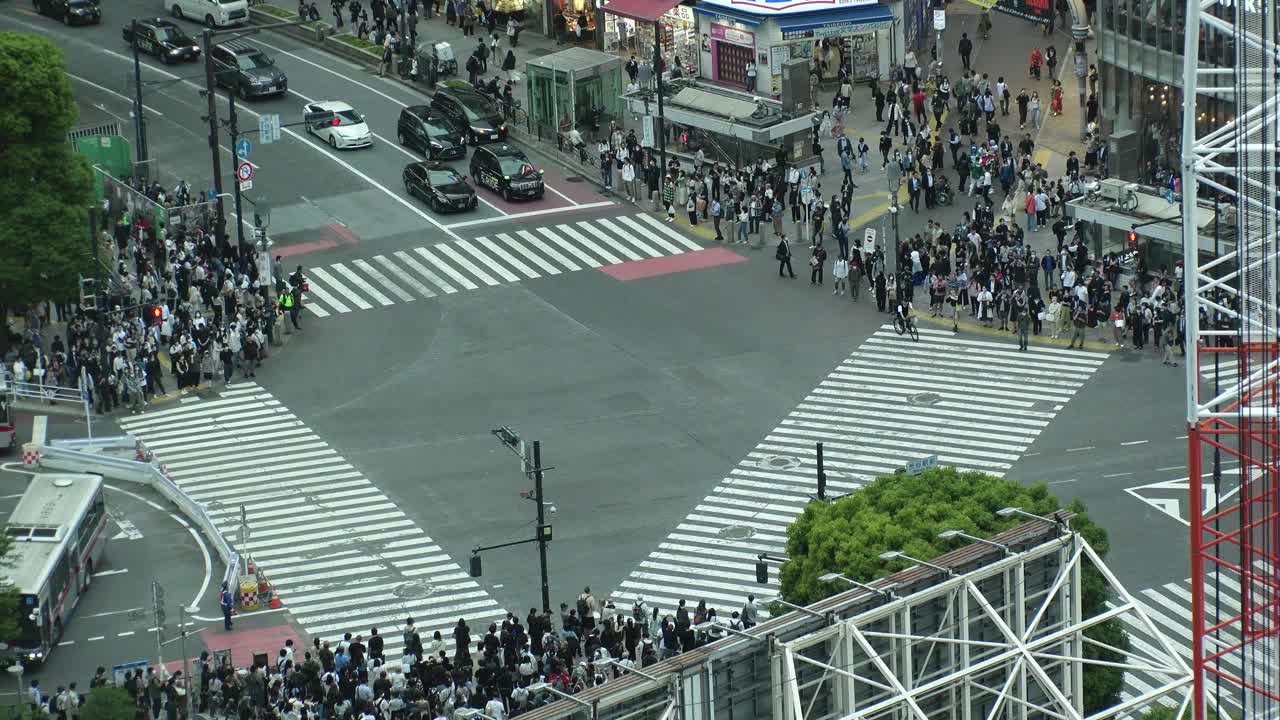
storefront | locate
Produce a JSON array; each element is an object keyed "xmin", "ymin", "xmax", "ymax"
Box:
[
  {"xmin": 554, "ymin": 0, "xmax": 599, "ymax": 44},
  {"xmin": 601, "ymin": 0, "xmax": 697, "ymax": 72},
  {"xmin": 693, "ymin": 0, "xmax": 902, "ymax": 98}
]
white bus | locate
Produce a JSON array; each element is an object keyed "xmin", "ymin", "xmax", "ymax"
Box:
[{"xmin": 1, "ymin": 474, "xmax": 109, "ymax": 665}]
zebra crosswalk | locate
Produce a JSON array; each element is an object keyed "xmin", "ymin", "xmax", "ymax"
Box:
[
  {"xmin": 1115, "ymin": 568, "xmax": 1273, "ymax": 718},
  {"xmin": 117, "ymin": 383, "xmax": 507, "ymax": 655},
  {"xmin": 300, "ymin": 214, "xmax": 703, "ymax": 318},
  {"xmin": 610, "ymin": 325, "xmax": 1109, "ymax": 618}
]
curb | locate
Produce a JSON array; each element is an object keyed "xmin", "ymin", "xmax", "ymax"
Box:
[{"xmin": 914, "ymin": 312, "xmax": 1117, "ymax": 352}]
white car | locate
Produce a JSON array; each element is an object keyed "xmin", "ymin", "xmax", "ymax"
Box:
[{"xmin": 303, "ymin": 101, "xmax": 373, "ymax": 149}]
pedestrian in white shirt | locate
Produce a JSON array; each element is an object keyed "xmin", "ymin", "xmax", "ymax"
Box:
[{"xmin": 832, "ymin": 255, "xmax": 850, "ymax": 295}]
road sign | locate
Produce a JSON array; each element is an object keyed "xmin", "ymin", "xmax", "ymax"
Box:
[
  {"xmin": 236, "ymin": 162, "xmax": 254, "ymax": 182},
  {"xmin": 239, "ymin": 180, "xmax": 253, "ymax": 192},
  {"xmin": 933, "ymin": 9, "xmax": 946, "ymax": 30},
  {"xmin": 235, "ymin": 138, "xmax": 252, "ymax": 159},
  {"xmin": 862, "ymin": 227, "xmax": 876, "ymax": 255},
  {"xmin": 906, "ymin": 454, "xmax": 938, "ymax": 476},
  {"xmin": 259, "ymin": 113, "xmax": 282, "ymax": 144}
]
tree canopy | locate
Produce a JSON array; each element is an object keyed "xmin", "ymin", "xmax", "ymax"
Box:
[
  {"xmin": 0, "ymin": 32, "xmax": 96, "ymax": 345},
  {"xmin": 0, "ymin": 529, "xmax": 20, "ymax": 642},
  {"xmin": 780, "ymin": 466, "xmax": 1127, "ymax": 714},
  {"xmin": 80, "ymin": 687, "xmax": 137, "ymax": 720}
]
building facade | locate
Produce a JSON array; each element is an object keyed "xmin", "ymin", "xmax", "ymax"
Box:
[{"xmin": 1094, "ymin": 0, "xmax": 1236, "ymax": 181}]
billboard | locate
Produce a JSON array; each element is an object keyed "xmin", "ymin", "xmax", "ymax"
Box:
[{"xmin": 698, "ymin": 0, "xmax": 879, "ymax": 16}]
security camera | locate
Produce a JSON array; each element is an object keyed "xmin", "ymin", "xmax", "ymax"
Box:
[{"xmin": 548, "ymin": 504, "xmax": 557, "ymax": 514}]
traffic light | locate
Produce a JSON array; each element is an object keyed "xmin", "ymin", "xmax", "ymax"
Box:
[
  {"xmin": 755, "ymin": 558, "xmax": 768, "ymax": 584},
  {"xmin": 1127, "ymin": 231, "xmax": 1138, "ymax": 248},
  {"xmin": 469, "ymin": 553, "xmax": 482, "ymax": 578},
  {"xmin": 147, "ymin": 305, "xmax": 163, "ymax": 324}
]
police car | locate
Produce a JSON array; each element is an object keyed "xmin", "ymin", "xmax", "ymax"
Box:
[{"xmin": 468, "ymin": 145, "xmax": 544, "ymax": 201}]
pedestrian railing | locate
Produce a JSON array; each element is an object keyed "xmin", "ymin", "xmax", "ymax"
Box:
[{"xmin": 37, "ymin": 442, "xmax": 241, "ymax": 596}]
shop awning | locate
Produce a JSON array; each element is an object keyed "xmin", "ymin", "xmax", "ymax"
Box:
[
  {"xmin": 603, "ymin": 0, "xmax": 684, "ymax": 23},
  {"xmin": 775, "ymin": 4, "xmax": 894, "ymax": 38},
  {"xmin": 690, "ymin": 4, "xmax": 763, "ymax": 26}
]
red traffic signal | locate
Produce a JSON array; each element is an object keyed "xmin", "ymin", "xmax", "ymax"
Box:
[
  {"xmin": 147, "ymin": 305, "xmax": 162, "ymax": 323},
  {"xmin": 1127, "ymin": 231, "xmax": 1138, "ymax": 248}
]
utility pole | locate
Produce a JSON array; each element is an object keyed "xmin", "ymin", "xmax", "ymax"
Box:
[
  {"xmin": 179, "ymin": 606, "xmax": 194, "ymax": 720},
  {"xmin": 201, "ymin": 29, "xmax": 227, "ymax": 244},
  {"xmin": 130, "ymin": 19, "xmax": 149, "ymax": 164},
  {"xmin": 652, "ymin": 34, "xmax": 665, "ymax": 177},
  {"xmin": 227, "ymin": 93, "xmax": 247, "ymax": 249},
  {"xmin": 151, "ymin": 581, "xmax": 166, "ymax": 669},
  {"xmin": 532, "ymin": 440, "xmax": 551, "ymax": 615}
]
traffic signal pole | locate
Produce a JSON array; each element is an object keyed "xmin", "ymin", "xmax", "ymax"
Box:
[
  {"xmin": 201, "ymin": 29, "xmax": 227, "ymax": 244},
  {"xmin": 227, "ymin": 93, "xmax": 247, "ymax": 249},
  {"xmin": 533, "ymin": 440, "xmax": 551, "ymax": 615},
  {"xmin": 131, "ymin": 19, "xmax": 149, "ymax": 164}
]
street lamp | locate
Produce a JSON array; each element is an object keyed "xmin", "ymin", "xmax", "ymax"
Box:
[
  {"xmin": 7, "ymin": 663, "xmax": 23, "ymax": 711},
  {"xmin": 691, "ymin": 620, "xmax": 762, "ymax": 641},
  {"xmin": 997, "ymin": 507, "xmax": 1068, "ymax": 535},
  {"xmin": 817, "ymin": 572, "xmax": 897, "ymax": 599},
  {"xmin": 528, "ymin": 681, "xmax": 596, "ymax": 716},
  {"xmin": 596, "ymin": 657, "xmax": 662, "ymax": 682},
  {"xmin": 878, "ymin": 550, "xmax": 955, "ymax": 577},
  {"xmin": 760, "ymin": 594, "xmax": 828, "ymax": 620},
  {"xmin": 469, "ymin": 426, "xmax": 552, "ymax": 614},
  {"xmin": 938, "ymin": 529, "xmax": 1013, "ymax": 556}
]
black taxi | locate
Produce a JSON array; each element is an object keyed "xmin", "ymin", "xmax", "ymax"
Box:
[{"xmin": 468, "ymin": 145, "xmax": 544, "ymax": 202}]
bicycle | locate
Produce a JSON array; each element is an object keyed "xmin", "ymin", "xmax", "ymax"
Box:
[{"xmin": 893, "ymin": 313, "xmax": 920, "ymax": 342}]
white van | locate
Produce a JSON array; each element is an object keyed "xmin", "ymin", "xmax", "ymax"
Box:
[{"xmin": 168, "ymin": 0, "xmax": 248, "ymax": 27}]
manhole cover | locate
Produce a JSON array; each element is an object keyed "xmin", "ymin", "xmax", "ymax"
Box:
[
  {"xmin": 392, "ymin": 581, "xmax": 436, "ymax": 599},
  {"xmin": 756, "ymin": 454, "xmax": 802, "ymax": 471},
  {"xmin": 910, "ymin": 392, "xmax": 942, "ymax": 406},
  {"xmin": 564, "ymin": 175, "xmax": 585, "ymax": 182},
  {"xmin": 718, "ymin": 525, "xmax": 755, "ymax": 540}
]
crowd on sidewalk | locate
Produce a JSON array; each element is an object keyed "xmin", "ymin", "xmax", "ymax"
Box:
[
  {"xmin": 26, "ymin": 588, "xmax": 764, "ymax": 720},
  {"xmin": 4, "ymin": 176, "xmax": 308, "ymax": 415}
]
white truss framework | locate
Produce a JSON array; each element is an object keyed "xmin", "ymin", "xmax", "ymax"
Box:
[
  {"xmin": 774, "ymin": 537, "xmax": 1193, "ymax": 720},
  {"xmin": 1180, "ymin": 0, "xmax": 1280, "ymax": 422}
]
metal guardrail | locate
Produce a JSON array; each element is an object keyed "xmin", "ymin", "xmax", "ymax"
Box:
[
  {"xmin": 48, "ymin": 435, "xmax": 137, "ymax": 451},
  {"xmin": 36, "ymin": 443, "xmax": 241, "ymax": 597}
]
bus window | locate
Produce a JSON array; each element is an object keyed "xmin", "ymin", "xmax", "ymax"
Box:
[
  {"xmin": 78, "ymin": 494, "xmax": 105, "ymax": 547},
  {"xmin": 48, "ymin": 554, "xmax": 69, "ymax": 609}
]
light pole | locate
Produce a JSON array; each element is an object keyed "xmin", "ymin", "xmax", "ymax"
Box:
[
  {"xmin": 938, "ymin": 529, "xmax": 1013, "ymax": 556},
  {"xmin": 7, "ymin": 663, "xmax": 23, "ymax": 712},
  {"xmin": 597, "ymin": 657, "xmax": 662, "ymax": 682},
  {"xmin": 130, "ymin": 19, "xmax": 149, "ymax": 164},
  {"xmin": 997, "ymin": 506, "xmax": 1068, "ymax": 535},
  {"xmin": 474, "ymin": 427, "xmax": 553, "ymax": 615},
  {"xmin": 760, "ymin": 594, "xmax": 828, "ymax": 620},
  {"xmin": 201, "ymin": 29, "xmax": 227, "ymax": 243},
  {"xmin": 652, "ymin": 29, "xmax": 665, "ymax": 176},
  {"xmin": 817, "ymin": 572, "xmax": 897, "ymax": 599},
  {"xmin": 878, "ymin": 550, "xmax": 955, "ymax": 577}
]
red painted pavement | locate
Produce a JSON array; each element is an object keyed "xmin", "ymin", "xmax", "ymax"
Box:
[
  {"xmin": 600, "ymin": 247, "xmax": 747, "ymax": 281},
  {"xmin": 156, "ymin": 621, "xmax": 304, "ymax": 676},
  {"xmin": 274, "ymin": 240, "xmax": 338, "ymax": 257}
]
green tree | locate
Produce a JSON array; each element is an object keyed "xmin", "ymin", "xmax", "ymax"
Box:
[
  {"xmin": 1139, "ymin": 707, "xmax": 1226, "ymax": 720},
  {"xmin": 0, "ymin": 32, "xmax": 96, "ymax": 354},
  {"xmin": 0, "ymin": 529, "xmax": 21, "ymax": 642},
  {"xmin": 781, "ymin": 467, "xmax": 1128, "ymax": 715},
  {"xmin": 79, "ymin": 687, "xmax": 137, "ymax": 720}
]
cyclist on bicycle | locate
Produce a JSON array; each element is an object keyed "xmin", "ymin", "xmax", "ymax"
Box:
[{"xmin": 896, "ymin": 299, "xmax": 914, "ymax": 328}]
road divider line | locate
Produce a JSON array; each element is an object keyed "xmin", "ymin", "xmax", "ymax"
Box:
[{"xmin": 252, "ymin": 38, "xmax": 412, "ymax": 109}]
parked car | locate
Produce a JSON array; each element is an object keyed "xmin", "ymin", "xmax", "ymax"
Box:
[
  {"xmin": 430, "ymin": 80, "xmax": 507, "ymax": 146},
  {"xmin": 122, "ymin": 18, "xmax": 200, "ymax": 63},
  {"xmin": 469, "ymin": 145, "xmax": 544, "ymax": 201},
  {"xmin": 403, "ymin": 162, "xmax": 477, "ymax": 213},
  {"xmin": 303, "ymin": 101, "xmax": 373, "ymax": 149},
  {"xmin": 397, "ymin": 105, "xmax": 466, "ymax": 160},
  {"xmin": 36, "ymin": 0, "xmax": 100, "ymax": 25},
  {"xmin": 210, "ymin": 40, "xmax": 287, "ymax": 99}
]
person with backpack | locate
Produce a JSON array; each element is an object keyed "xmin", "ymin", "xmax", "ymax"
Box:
[
  {"xmin": 577, "ymin": 587, "xmax": 596, "ymax": 631},
  {"xmin": 776, "ymin": 235, "xmax": 795, "ymax": 278}
]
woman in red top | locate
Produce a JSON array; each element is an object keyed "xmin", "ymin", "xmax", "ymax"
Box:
[
  {"xmin": 1029, "ymin": 48, "xmax": 1043, "ymax": 80},
  {"xmin": 912, "ymin": 89, "xmax": 927, "ymax": 125},
  {"xmin": 1050, "ymin": 80, "xmax": 1064, "ymax": 115}
]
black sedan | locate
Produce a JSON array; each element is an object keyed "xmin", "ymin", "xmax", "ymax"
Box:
[
  {"xmin": 123, "ymin": 19, "xmax": 201, "ymax": 63},
  {"xmin": 36, "ymin": 0, "xmax": 100, "ymax": 24},
  {"xmin": 397, "ymin": 106, "xmax": 466, "ymax": 161},
  {"xmin": 403, "ymin": 162, "xmax": 477, "ymax": 213}
]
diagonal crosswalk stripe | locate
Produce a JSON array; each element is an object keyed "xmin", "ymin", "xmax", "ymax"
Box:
[
  {"xmin": 608, "ymin": 326, "xmax": 1109, "ymax": 621},
  {"xmin": 118, "ymin": 382, "xmax": 506, "ymax": 654}
]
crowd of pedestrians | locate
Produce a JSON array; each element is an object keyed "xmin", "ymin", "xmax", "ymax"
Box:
[
  {"xmin": 4, "ymin": 176, "xmax": 308, "ymax": 415},
  {"xmin": 25, "ymin": 587, "xmax": 765, "ymax": 720}
]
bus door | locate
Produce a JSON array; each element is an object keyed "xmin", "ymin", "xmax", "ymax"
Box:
[{"xmin": 67, "ymin": 537, "xmax": 85, "ymax": 605}]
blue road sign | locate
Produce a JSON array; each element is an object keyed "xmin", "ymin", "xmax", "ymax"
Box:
[{"xmin": 235, "ymin": 138, "xmax": 252, "ymax": 159}]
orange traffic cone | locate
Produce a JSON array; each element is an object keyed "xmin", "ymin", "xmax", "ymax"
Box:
[{"xmin": 270, "ymin": 594, "xmax": 282, "ymax": 609}]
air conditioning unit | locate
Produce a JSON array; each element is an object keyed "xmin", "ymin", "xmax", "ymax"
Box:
[{"xmin": 1095, "ymin": 177, "xmax": 1138, "ymax": 203}]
